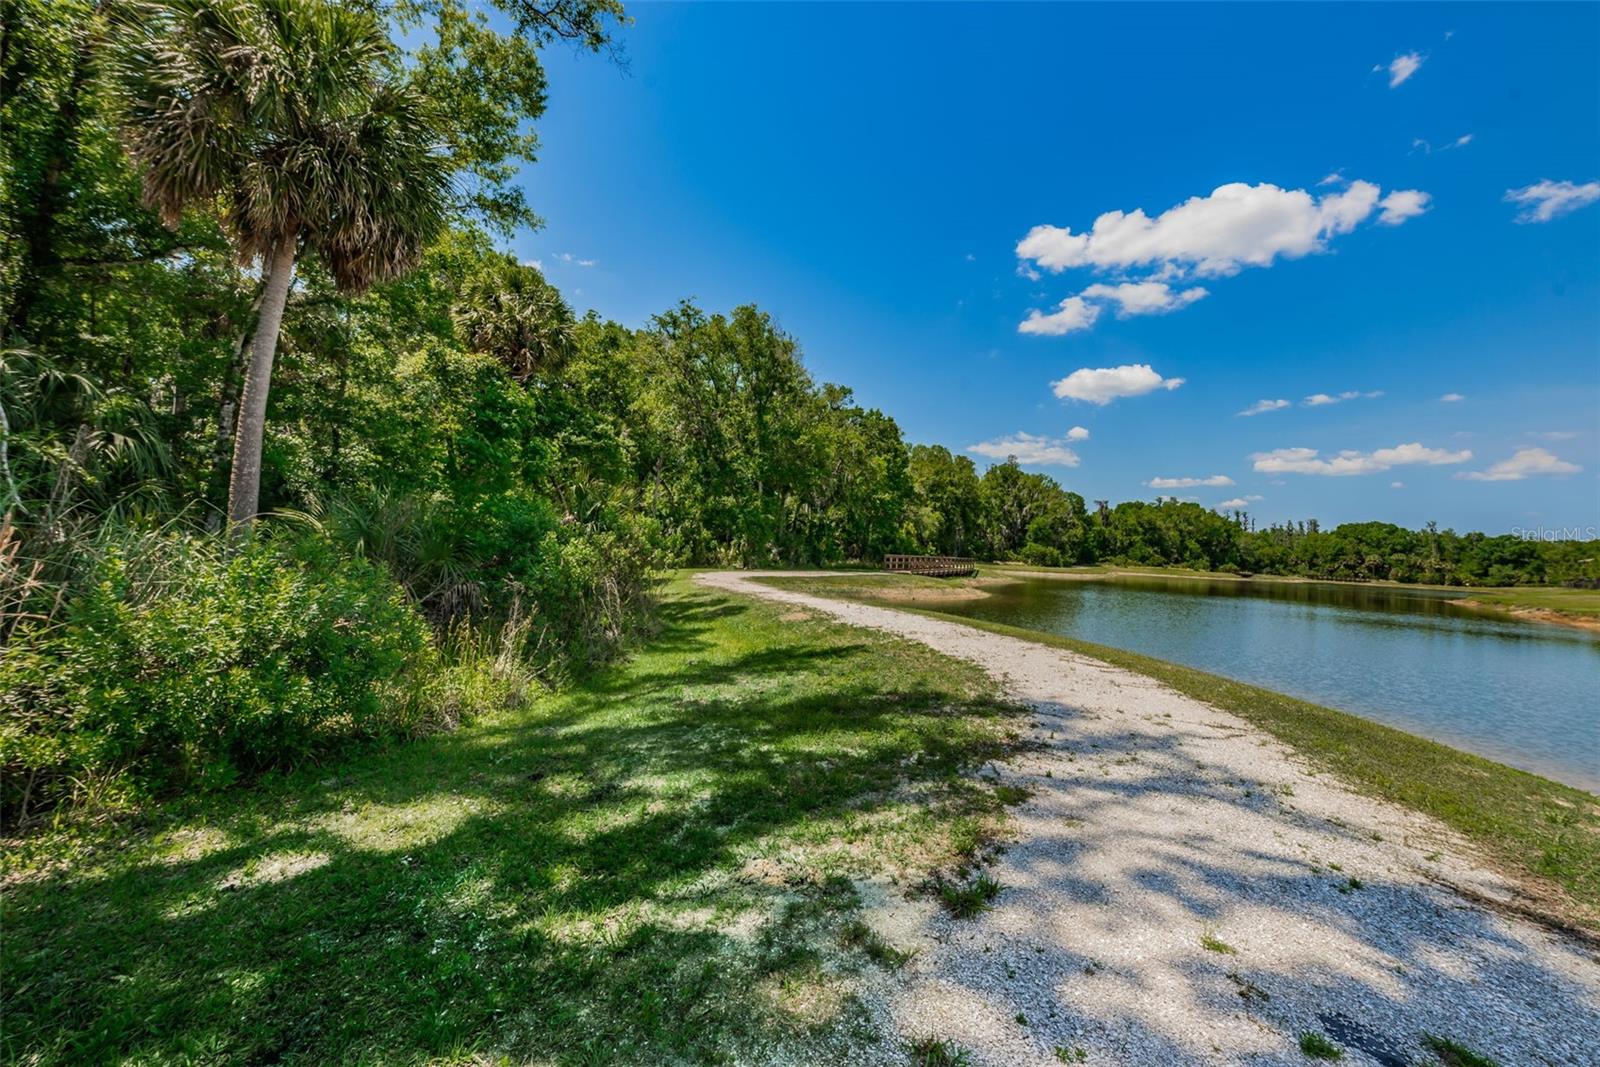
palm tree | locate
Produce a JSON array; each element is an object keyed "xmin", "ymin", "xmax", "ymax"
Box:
[
  {"xmin": 111, "ymin": 0, "xmax": 451, "ymax": 529},
  {"xmin": 452, "ymin": 256, "xmax": 577, "ymax": 383}
]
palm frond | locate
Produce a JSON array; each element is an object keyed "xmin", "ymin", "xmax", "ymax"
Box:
[{"xmin": 110, "ymin": 0, "xmax": 447, "ymax": 286}]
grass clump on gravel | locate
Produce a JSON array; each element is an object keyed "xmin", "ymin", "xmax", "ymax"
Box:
[
  {"xmin": 936, "ymin": 872, "xmax": 1002, "ymax": 918},
  {"xmin": 1422, "ymin": 1033, "xmax": 1500, "ymax": 1067},
  {"xmin": 758, "ymin": 574, "xmax": 1600, "ymax": 929},
  {"xmin": 0, "ymin": 577, "xmax": 1022, "ymax": 1065},
  {"xmin": 1200, "ymin": 929, "xmax": 1238, "ymax": 954},
  {"xmin": 840, "ymin": 919, "xmax": 913, "ymax": 969},
  {"xmin": 906, "ymin": 1036, "xmax": 974, "ymax": 1066},
  {"xmin": 1298, "ymin": 1030, "xmax": 1344, "ymax": 1059}
]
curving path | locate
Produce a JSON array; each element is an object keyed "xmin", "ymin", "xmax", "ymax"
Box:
[{"xmin": 696, "ymin": 571, "xmax": 1600, "ymax": 1067}]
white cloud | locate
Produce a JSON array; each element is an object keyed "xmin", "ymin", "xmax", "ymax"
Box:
[
  {"xmin": 1529, "ymin": 430, "xmax": 1580, "ymax": 441},
  {"xmin": 1382, "ymin": 52, "xmax": 1425, "ymax": 88},
  {"xmin": 1505, "ymin": 180, "xmax": 1600, "ymax": 223},
  {"xmin": 1148, "ymin": 474, "xmax": 1234, "ymax": 489},
  {"xmin": 1018, "ymin": 296, "xmax": 1100, "ymax": 336},
  {"xmin": 522, "ymin": 258, "xmax": 544, "ymax": 271},
  {"xmin": 1458, "ymin": 447, "xmax": 1581, "ymax": 482},
  {"xmin": 1411, "ymin": 134, "xmax": 1471, "ymax": 156},
  {"xmin": 1318, "ymin": 172, "xmax": 1345, "ymax": 187},
  {"xmin": 1019, "ymin": 282, "xmax": 1206, "ymax": 336},
  {"xmin": 1051, "ymin": 364, "xmax": 1185, "ymax": 405},
  {"xmin": 1015, "ymin": 179, "xmax": 1425, "ymax": 281},
  {"xmin": 1066, "ymin": 425, "xmax": 1090, "ymax": 441},
  {"xmin": 966, "ymin": 432, "xmax": 1082, "ymax": 468},
  {"xmin": 1252, "ymin": 442, "xmax": 1472, "ymax": 477},
  {"xmin": 1378, "ymin": 189, "xmax": 1431, "ymax": 225},
  {"xmin": 1216, "ymin": 494, "xmax": 1264, "ymax": 509},
  {"xmin": 1080, "ymin": 281, "xmax": 1209, "ymax": 316},
  {"xmin": 1302, "ymin": 390, "xmax": 1383, "ymax": 407},
  {"xmin": 1238, "ymin": 398, "xmax": 1291, "ymax": 417},
  {"xmin": 553, "ymin": 252, "xmax": 598, "ymax": 267},
  {"xmin": 1391, "ymin": 481, "xmax": 1405, "ymax": 489},
  {"xmin": 1439, "ymin": 392, "xmax": 1465, "ymax": 403}
]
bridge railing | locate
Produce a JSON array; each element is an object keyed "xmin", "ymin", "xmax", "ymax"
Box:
[{"xmin": 883, "ymin": 554, "xmax": 977, "ymax": 577}]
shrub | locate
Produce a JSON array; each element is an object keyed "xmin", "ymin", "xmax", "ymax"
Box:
[
  {"xmin": 1019, "ymin": 542, "xmax": 1062, "ymax": 568},
  {"xmin": 306, "ymin": 489, "xmax": 659, "ymax": 680},
  {"xmin": 1, "ymin": 531, "xmax": 433, "ymax": 822}
]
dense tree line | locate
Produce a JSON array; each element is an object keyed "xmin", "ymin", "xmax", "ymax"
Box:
[
  {"xmin": 895, "ymin": 451, "xmax": 1595, "ymax": 586},
  {"xmin": 1, "ymin": 0, "xmax": 1590, "ymax": 821}
]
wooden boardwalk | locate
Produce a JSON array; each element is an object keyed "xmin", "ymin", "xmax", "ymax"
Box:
[{"xmin": 884, "ymin": 554, "xmax": 976, "ymax": 577}]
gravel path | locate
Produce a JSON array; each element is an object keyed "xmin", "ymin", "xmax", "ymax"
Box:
[{"xmin": 697, "ymin": 571, "xmax": 1600, "ymax": 1067}]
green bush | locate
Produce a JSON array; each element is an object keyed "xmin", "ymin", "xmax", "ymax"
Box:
[
  {"xmin": 303, "ymin": 488, "xmax": 658, "ymax": 680},
  {"xmin": 1, "ymin": 532, "xmax": 433, "ymax": 821},
  {"xmin": 465, "ymin": 494, "xmax": 658, "ymax": 678},
  {"xmin": 1019, "ymin": 542, "xmax": 1062, "ymax": 568}
]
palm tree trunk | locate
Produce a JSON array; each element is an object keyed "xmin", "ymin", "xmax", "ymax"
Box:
[
  {"xmin": 205, "ymin": 274, "xmax": 267, "ymax": 531},
  {"xmin": 226, "ymin": 237, "xmax": 296, "ymax": 532}
]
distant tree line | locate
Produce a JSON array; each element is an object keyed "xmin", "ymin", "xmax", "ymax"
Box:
[{"xmin": 899, "ymin": 451, "xmax": 1596, "ymax": 587}]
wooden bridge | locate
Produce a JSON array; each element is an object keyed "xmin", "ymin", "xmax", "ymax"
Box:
[{"xmin": 884, "ymin": 554, "xmax": 977, "ymax": 577}]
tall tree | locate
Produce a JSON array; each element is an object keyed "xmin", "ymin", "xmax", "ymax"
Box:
[{"xmin": 110, "ymin": 0, "xmax": 450, "ymax": 528}]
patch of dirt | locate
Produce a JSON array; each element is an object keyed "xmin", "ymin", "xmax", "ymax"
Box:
[{"xmin": 856, "ymin": 584, "xmax": 992, "ymax": 603}]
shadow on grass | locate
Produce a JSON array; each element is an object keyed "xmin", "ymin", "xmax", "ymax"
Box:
[{"xmin": 0, "ymin": 589, "xmax": 1016, "ymax": 1065}]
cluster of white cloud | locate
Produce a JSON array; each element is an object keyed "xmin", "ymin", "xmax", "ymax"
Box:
[
  {"xmin": 1380, "ymin": 51, "xmax": 1425, "ymax": 88},
  {"xmin": 1018, "ymin": 282, "xmax": 1208, "ymax": 336},
  {"xmin": 1412, "ymin": 133, "xmax": 1473, "ymax": 155},
  {"xmin": 1018, "ymin": 296, "xmax": 1098, "ymax": 336},
  {"xmin": 1015, "ymin": 180, "xmax": 1429, "ymax": 336},
  {"xmin": 1304, "ymin": 389, "xmax": 1384, "ymax": 407},
  {"xmin": 1237, "ymin": 391, "xmax": 1381, "ymax": 415},
  {"xmin": 1457, "ymin": 447, "xmax": 1581, "ymax": 482},
  {"xmin": 1148, "ymin": 474, "xmax": 1234, "ymax": 489},
  {"xmin": 966, "ymin": 432, "xmax": 1081, "ymax": 468},
  {"xmin": 1051, "ymin": 364, "xmax": 1185, "ymax": 405},
  {"xmin": 986, "ymin": 39, "xmax": 1589, "ymax": 505},
  {"xmin": 1252, "ymin": 442, "xmax": 1472, "ymax": 477},
  {"xmin": 1017, "ymin": 180, "xmax": 1429, "ymax": 282},
  {"xmin": 1505, "ymin": 180, "xmax": 1600, "ymax": 223}
]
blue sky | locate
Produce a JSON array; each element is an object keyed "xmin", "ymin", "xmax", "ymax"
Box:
[{"xmin": 512, "ymin": 2, "xmax": 1598, "ymax": 533}]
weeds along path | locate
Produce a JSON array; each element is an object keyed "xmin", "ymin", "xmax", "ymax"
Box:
[{"xmin": 698, "ymin": 571, "xmax": 1600, "ymax": 1067}]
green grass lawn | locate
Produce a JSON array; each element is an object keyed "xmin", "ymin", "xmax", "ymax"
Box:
[
  {"xmin": 760, "ymin": 575, "xmax": 1600, "ymax": 929},
  {"xmin": 0, "ymin": 577, "xmax": 1022, "ymax": 1065}
]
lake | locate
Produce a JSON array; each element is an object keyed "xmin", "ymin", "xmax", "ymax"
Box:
[{"xmin": 935, "ymin": 574, "xmax": 1600, "ymax": 792}]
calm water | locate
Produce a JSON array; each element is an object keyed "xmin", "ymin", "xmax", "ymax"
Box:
[{"xmin": 938, "ymin": 576, "xmax": 1600, "ymax": 792}]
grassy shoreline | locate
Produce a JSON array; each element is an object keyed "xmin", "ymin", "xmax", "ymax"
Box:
[{"xmin": 758, "ymin": 575, "xmax": 1600, "ymax": 929}]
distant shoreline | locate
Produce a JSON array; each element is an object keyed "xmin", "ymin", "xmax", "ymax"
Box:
[{"xmin": 984, "ymin": 563, "xmax": 1600, "ymax": 633}]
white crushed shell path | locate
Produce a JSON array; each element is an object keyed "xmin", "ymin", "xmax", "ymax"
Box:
[{"xmin": 695, "ymin": 571, "xmax": 1600, "ymax": 1067}]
